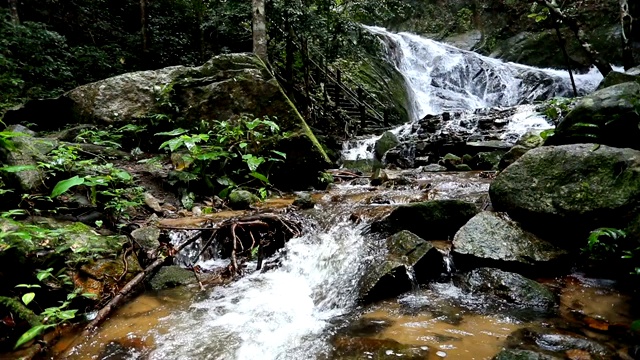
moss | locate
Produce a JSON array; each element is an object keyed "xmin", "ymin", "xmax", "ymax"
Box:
[
  {"xmin": 0, "ymin": 296, "xmax": 41, "ymax": 327},
  {"xmin": 149, "ymin": 265, "xmax": 194, "ymax": 291}
]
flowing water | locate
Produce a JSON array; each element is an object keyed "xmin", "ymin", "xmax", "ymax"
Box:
[{"xmin": 54, "ymin": 28, "xmax": 638, "ymax": 360}]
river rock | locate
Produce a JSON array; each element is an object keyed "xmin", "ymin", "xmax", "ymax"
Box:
[
  {"xmin": 547, "ymin": 82, "xmax": 640, "ymax": 150},
  {"xmin": 490, "ymin": 144, "xmax": 640, "ymax": 244},
  {"xmin": 131, "ymin": 226, "xmax": 161, "ymax": 261},
  {"xmin": 372, "ymin": 200, "xmax": 479, "ymax": 240},
  {"xmin": 597, "ymin": 71, "xmax": 640, "ymax": 90},
  {"xmin": 332, "ymin": 336, "xmax": 430, "ymax": 359},
  {"xmin": 228, "ymin": 189, "xmax": 259, "ymax": 210},
  {"xmin": 470, "ymin": 151, "xmax": 504, "ymax": 170},
  {"xmin": 3, "ymin": 53, "xmax": 330, "ymax": 190},
  {"xmin": 383, "ymin": 142, "xmax": 416, "ymax": 169},
  {"xmin": 455, "ymin": 268, "xmax": 556, "ymax": 310},
  {"xmin": 360, "ymin": 231, "xmax": 439, "ymax": 302},
  {"xmin": 292, "ymin": 192, "xmax": 315, "ymax": 209},
  {"xmin": 374, "ymin": 131, "xmax": 399, "ymax": 160},
  {"xmin": 422, "ymin": 164, "xmax": 447, "ymax": 172},
  {"xmin": 493, "ymin": 349, "xmax": 562, "ymax": 360},
  {"xmin": 452, "ymin": 212, "xmax": 567, "ymax": 266},
  {"xmin": 504, "ymin": 328, "xmax": 615, "ymax": 359},
  {"xmin": 148, "ymin": 265, "xmax": 194, "ymax": 290},
  {"xmin": 498, "ymin": 145, "xmax": 529, "ymax": 171}
]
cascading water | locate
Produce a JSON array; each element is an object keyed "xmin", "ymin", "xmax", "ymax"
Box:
[
  {"xmin": 148, "ymin": 222, "xmax": 376, "ymax": 360},
  {"xmin": 342, "ymin": 27, "xmax": 606, "ymax": 161}
]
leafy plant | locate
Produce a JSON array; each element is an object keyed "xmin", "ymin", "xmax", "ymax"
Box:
[
  {"xmin": 156, "ymin": 116, "xmax": 287, "ymax": 198},
  {"xmin": 583, "ymin": 227, "xmax": 627, "ymax": 260}
]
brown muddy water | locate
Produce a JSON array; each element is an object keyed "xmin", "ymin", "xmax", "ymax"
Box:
[{"xmin": 50, "ymin": 172, "xmax": 638, "ymax": 360}]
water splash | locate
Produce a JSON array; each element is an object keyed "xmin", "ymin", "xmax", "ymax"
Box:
[{"xmin": 149, "ymin": 223, "xmax": 372, "ymax": 360}]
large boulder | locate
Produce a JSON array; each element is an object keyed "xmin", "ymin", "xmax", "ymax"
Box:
[
  {"xmin": 546, "ymin": 82, "xmax": 640, "ymax": 150},
  {"xmin": 454, "ymin": 268, "xmax": 556, "ymax": 310},
  {"xmin": 374, "ymin": 131, "xmax": 400, "ymax": 160},
  {"xmin": 453, "ymin": 212, "xmax": 567, "ymax": 267},
  {"xmin": 371, "ymin": 200, "xmax": 479, "ymax": 240},
  {"xmin": 490, "ymin": 144, "xmax": 640, "ymax": 244},
  {"xmin": 3, "ymin": 53, "xmax": 330, "ymax": 190},
  {"xmin": 597, "ymin": 71, "xmax": 640, "ymax": 89}
]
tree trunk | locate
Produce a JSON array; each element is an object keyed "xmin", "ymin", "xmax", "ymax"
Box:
[
  {"xmin": 140, "ymin": 0, "xmax": 149, "ymax": 54},
  {"xmin": 550, "ymin": 12, "xmax": 578, "ymax": 97},
  {"xmin": 8, "ymin": 0, "xmax": 19, "ymax": 25},
  {"xmin": 620, "ymin": 0, "xmax": 634, "ymax": 70},
  {"xmin": 252, "ymin": 0, "xmax": 267, "ymax": 61},
  {"xmin": 536, "ymin": 0, "xmax": 613, "ymax": 77}
]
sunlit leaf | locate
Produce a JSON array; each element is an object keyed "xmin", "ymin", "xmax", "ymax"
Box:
[
  {"xmin": 249, "ymin": 172, "xmax": 269, "ymax": 184},
  {"xmin": 21, "ymin": 293, "xmax": 35, "ymax": 306},
  {"xmin": 0, "ymin": 165, "xmax": 37, "ymax": 173},
  {"xmin": 51, "ymin": 176, "xmax": 85, "ymax": 198},
  {"xmin": 14, "ymin": 324, "xmax": 47, "ymax": 349},
  {"xmin": 155, "ymin": 128, "xmax": 187, "ymax": 137}
]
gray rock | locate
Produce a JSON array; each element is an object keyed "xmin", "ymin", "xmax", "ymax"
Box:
[
  {"xmin": 422, "ymin": 164, "xmax": 447, "ymax": 172},
  {"xmin": 547, "ymin": 82, "xmax": 640, "ymax": 150},
  {"xmin": 373, "ymin": 200, "xmax": 479, "ymax": 241},
  {"xmin": 493, "ymin": 349, "xmax": 561, "ymax": 360},
  {"xmin": 470, "ymin": 151, "xmax": 505, "ymax": 170},
  {"xmin": 149, "ymin": 265, "xmax": 194, "ymax": 290},
  {"xmin": 360, "ymin": 231, "xmax": 437, "ymax": 302},
  {"xmin": 504, "ymin": 328, "xmax": 615, "ymax": 358},
  {"xmin": 515, "ymin": 129, "xmax": 545, "ymax": 149},
  {"xmin": 374, "ymin": 131, "xmax": 400, "ymax": 160},
  {"xmin": 597, "ymin": 70, "xmax": 640, "ymax": 89},
  {"xmin": 131, "ymin": 226, "xmax": 161, "ymax": 252},
  {"xmin": 143, "ymin": 192, "xmax": 163, "ymax": 213},
  {"xmin": 292, "ymin": 192, "xmax": 315, "ymax": 209},
  {"xmin": 498, "ymin": 145, "xmax": 530, "ymax": 171},
  {"xmin": 455, "ymin": 268, "xmax": 556, "ymax": 309},
  {"xmin": 228, "ymin": 189, "xmax": 259, "ymax": 210},
  {"xmin": 453, "ymin": 212, "xmax": 567, "ymax": 265},
  {"xmin": 490, "ymin": 144, "xmax": 640, "ymax": 244}
]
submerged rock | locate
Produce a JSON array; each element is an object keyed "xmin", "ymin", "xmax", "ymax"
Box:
[
  {"xmin": 452, "ymin": 212, "xmax": 567, "ymax": 266},
  {"xmin": 493, "ymin": 349, "xmax": 562, "ymax": 360},
  {"xmin": 455, "ymin": 268, "xmax": 556, "ymax": 310},
  {"xmin": 332, "ymin": 336, "xmax": 430, "ymax": 360},
  {"xmin": 372, "ymin": 200, "xmax": 479, "ymax": 241},
  {"xmin": 504, "ymin": 328, "xmax": 615, "ymax": 359},
  {"xmin": 490, "ymin": 144, "xmax": 640, "ymax": 244},
  {"xmin": 547, "ymin": 82, "xmax": 640, "ymax": 150}
]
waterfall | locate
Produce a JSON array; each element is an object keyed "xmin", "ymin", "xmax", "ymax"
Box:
[
  {"xmin": 149, "ymin": 222, "xmax": 375, "ymax": 360},
  {"xmin": 365, "ymin": 26, "xmax": 603, "ymax": 119}
]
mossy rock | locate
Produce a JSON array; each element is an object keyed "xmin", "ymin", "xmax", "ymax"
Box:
[
  {"xmin": 374, "ymin": 131, "xmax": 399, "ymax": 160},
  {"xmin": 228, "ymin": 189, "xmax": 260, "ymax": 210},
  {"xmin": 149, "ymin": 265, "xmax": 195, "ymax": 290},
  {"xmin": 597, "ymin": 71, "xmax": 640, "ymax": 90}
]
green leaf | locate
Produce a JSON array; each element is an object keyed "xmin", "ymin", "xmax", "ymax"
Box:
[
  {"xmin": 249, "ymin": 171, "xmax": 270, "ymax": 184},
  {"xmin": 57, "ymin": 309, "xmax": 77, "ymax": 320},
  {"xmin": 632, "ymin": 320, "xmax": 640, "ymax": 332},
  {"xmin": 0, "ymin": 165, "xmax": 37, "ymax": 173},
  {"xmin": 14, "ymin": 324, "xmax": 47, "ymax": 349},
  {"xmin": 243, "ymin": 155, "xmax": 265, "ymax": 172},
  {"xmin": 159, "ymin": 137, "xmax": 184, "ymax": 152},
  {"xmin": 22, "ymin": 293, "xmax": 35, "ymax": 306},
  {"xmin": 270, "ymin": 150, "xmax": 286, "ymax": 159},
  {"xmin": 155, "ymin": 128, "xmax": 187, "ymax": 137},
  {"xmin": 51, "ymin": 176, "xmax": 85, "ymax": 198},
  {"xmin": 15, "ymin": 284, "xmax": 40, "ymax": 289}
]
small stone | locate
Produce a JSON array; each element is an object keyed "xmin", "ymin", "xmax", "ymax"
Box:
[
  {"xmin": 437, "ymin": 351, "xmax": 447, "ymax": 357},
  {"xmin": 144, "ymin": 192, "xmax": 163, "ymax": 212},
  {"xmin": 292, "ymin": 193, "xmax": 315, "ymax": 209},
  {"xmin": 228, "ymin": 189, "xmax": 259, "ymax": 210},
  {"xmin": 131, "ymin": 226, "xmax": 161, "ymax": 251}
]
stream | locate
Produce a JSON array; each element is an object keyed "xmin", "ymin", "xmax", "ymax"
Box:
[{"xmin": 55, "ymin": 28, "xmax": 637, "ymax": 360}]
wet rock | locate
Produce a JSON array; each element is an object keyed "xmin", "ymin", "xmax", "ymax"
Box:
[
  {"xmin": 332, "ymin": 336, "xmax": 430, "ymax": 360},
  {"xmin": 498, "ymin": 145, "xmax": 529, "ymax": 171},
  {"xmin": 372, "ymin": 200, "xmax": 479, "ymax": 240},
  {"xmin": 470, "ymin": 151, "xmax": 505, "ymax": 170},
  {"xmin": 131, "ymin": 226, "xmax": 161, "ymax": 261},
  {"xmin": 384, "ymin": 142, "xmax": 416, "ymax": 169},
  {"xmin": 452, "ymin": 212, "xmax": 567, "ymax": 266},
  {"xmin": 516, "ymin": 130, "xmax": 545, "ymax": 149},
  {"xmin": 422, "ymin": 164, "xmax": 447, "ymax": 172},
  {"xmin": 493, "ymin": 349, "xmax": 562, "ymax": 360},
  {"xmin": 454, "ymin": 164, "xmax": 473, "ymax": 171},
  {"xmin": 360, "ymin": 231, "xmax": 441, "ymax": 302},
  {"xmin": 490, "ymin": 144, "xmax": 640, "ymax": 244},
  {"xmin": 455, "ymin": 268, "xmax": 556, "ymax": 309},
  {"xmin": 76, "ymin": 255, "xmax": 142, "ymax": 297},
  {"xmin": 598, "ymin": 71, "xmax": 640, "ymax": 90},
  {"xmin": 547, "ymin": 82, "xmax": 640, "ymax": 150},
  {"xmin": 148, "ymin": 265, "xmax": 194, "ymax": 290},
  {"xmin": 375, "ymin": 131, "xmax": 400, "ymax": 160},
  {"xmin": 228, "ymin": 189, "xmax": 259, "ymax": 210},
  {"xmin": 292, "ymin": 192, "xmax": 315, "ymax": 209},
  {"xmin": 465, "ymin": 141, "xmax": 512, "ymax": 154},
  {"xmin": 504, "ymin": 328, "xmax": 615, "ymax": 359},
  {"xmin": 440, "ymin": 153, "xmax": 463, "ymax": 170}
]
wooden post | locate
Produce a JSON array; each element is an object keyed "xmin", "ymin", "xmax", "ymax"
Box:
[{"xmin": 357, "ymin": 88, "xmax": 366, "ymax": 129}]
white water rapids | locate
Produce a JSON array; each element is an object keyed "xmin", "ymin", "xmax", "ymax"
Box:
[
  {"xmin": 343, "ymin": 26, "xmax": 607, "ymax": 161},
  {"xmin": 146, "ymin": 27, "xmax": 608, "ymax": 360}
]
